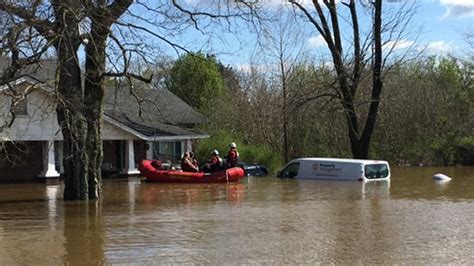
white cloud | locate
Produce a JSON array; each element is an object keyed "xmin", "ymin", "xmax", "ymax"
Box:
[
  {"xmin": 234, "ymin": 63, "xmax": 252, "ymax": 73},
  {"xmin": 423, "ymin": 41, "xmax": 455, "ymax": 55},
  {"xmin": 184, "ymin": 0, "xmax": 337, "ymax": 9},
  {"xmin": 440, "ymin": 0, "xmax": 474, "ymax": 18},
  {"xmin": 383, "ymin": 40, "xmax": 415, "ymax": 51},
  {"xmin": 234, "ymin": 63, "xmax": 271, "ymax": 73},
  {"xmin": 307, "ymin": 35, "xmax": 326, "ymax": 48}
]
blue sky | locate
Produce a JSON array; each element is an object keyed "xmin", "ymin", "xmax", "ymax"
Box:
[
  {"xmin": 413, "ymin": 0, "xmax": 473, "ymax": 54},
  {"xmin": 170, "ymin": 0, "xmax": 473, "ymax": 68}
]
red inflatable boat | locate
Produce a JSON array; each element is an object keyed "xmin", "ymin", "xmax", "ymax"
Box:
[{"xmin": 138, "ymin": 160, "xmax": 245, "ymax": 183}]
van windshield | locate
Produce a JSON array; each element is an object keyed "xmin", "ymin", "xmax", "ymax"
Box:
[
  {"xmin": 280, "ymin": 162, "xmax": 300, "ymax": 178},
  {"xmin": 364, "ymin": 164, "xmax": 389, "ymax": 179}
]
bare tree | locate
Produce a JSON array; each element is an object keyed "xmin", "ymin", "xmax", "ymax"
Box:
[
  {"xmin": 0, "ymin": 1, "xmax": 255, "ymax": 200},
  {"xmin": 258, "ymin": 11, "xmax": 307, "ymax": 161},
  {"xmin": 287, "ymin": 0, "xmax": 417, "ymax": 159}
]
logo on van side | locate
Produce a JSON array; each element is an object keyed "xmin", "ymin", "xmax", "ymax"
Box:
[
  {"xmin": 313, "ymin": 163, "xmax": 342, "ymax": 176},
  {"xmin": 312, "ymin": 163, "xmax": 319, "ymax": 171}
]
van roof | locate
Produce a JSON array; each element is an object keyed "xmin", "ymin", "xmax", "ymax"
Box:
[{"xmin": 294, "ymin": 157, "xmax": 389, "ymax": 165}]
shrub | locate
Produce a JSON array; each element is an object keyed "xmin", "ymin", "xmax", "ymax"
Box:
[
  {"xmin": 458, "ymin": 136, "xmax": 474, "ymax": 165},
  {"xmin": 195, "ymin": 130, "xmax": 282, "ymax": 173}
]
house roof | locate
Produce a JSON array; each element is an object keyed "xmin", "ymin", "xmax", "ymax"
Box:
[
  {"xmin": 104, "ymin": 82, "xmax": 209, "ymax": 139},
  {"xmin": 0, "ymin": 57, "xmax": 56, "ymax": 84},
  {"xmin": 1, "ymin": 57, "xmax": 209, "ymax": 140}
]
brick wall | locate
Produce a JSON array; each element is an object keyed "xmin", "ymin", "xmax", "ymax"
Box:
[{"xmin": 0, "ymin": 141, "xmax": 44, "ymax": 182}]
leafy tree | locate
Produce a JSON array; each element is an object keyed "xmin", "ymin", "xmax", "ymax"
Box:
[{"xmin": 166, "ymin": 53, "xmax": 226, "ymax": 115}]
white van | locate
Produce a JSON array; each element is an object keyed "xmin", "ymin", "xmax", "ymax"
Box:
[{"xmin": 277, "ymin": 158, "xmax": 390, "ymax": 181}]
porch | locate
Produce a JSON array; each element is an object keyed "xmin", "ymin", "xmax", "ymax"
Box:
[{"xmin": 0, "ymin": 139, "xmax": 194, "ymax": 182}]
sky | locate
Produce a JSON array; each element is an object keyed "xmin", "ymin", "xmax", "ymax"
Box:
[
  {"xmin": 171, "ymin": 0, "xmax": 474, "ymax": 69},
  {"xmin": 412, "ymin": 0, "xmax": 473, "ymax": 54}
]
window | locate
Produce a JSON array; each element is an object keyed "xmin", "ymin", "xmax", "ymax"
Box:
[
  {"xmin": 364, "ymin": 164, "xmax": 389, "ymax": 179},
  {"xmin": 11, "ymin": 97, "xmax": 28, "ymax": 116},
  {"xmin": 153, "ymin": 141, "xmax": 183, "ymax": 162},
  {"xmin": 280, "ymin": 162, "xmax": 300, "ymax": 179}
]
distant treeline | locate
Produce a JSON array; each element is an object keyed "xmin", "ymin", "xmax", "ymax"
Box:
[{"xmin": 164, "ymin": 53, "xmax": 473, "ymax": 169}]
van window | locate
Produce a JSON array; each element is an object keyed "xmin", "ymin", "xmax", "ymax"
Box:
[
  {"xmin": 364, "ymin": 164, "xmax": 389, "ymax": 179},
  {"xmin": 281, "ymin": 162, "xmax": 300, "ymax": 178}
]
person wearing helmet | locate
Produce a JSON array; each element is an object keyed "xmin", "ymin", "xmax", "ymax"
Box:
[
  {"xmin": 205, "ymin": 149, "xmax": 223, "ymax": 173},
  {"xmin": 226, "ymin": 142, "xmax": 239, "ymax": 168}
]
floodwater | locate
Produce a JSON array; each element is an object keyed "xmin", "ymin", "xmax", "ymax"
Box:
[{"xmin": 1, "ymin": 166, "xmax": 474, "ymax": 264}]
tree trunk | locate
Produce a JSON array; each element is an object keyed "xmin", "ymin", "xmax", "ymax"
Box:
[
  {"xmin": 358, "ymin": 0, "xmax": 383, "ymax": 159},
  {"xmin": 83, "ymin": 0, "xmax": 133, "ymax": 199},
  {"xmin": 56, "ymin": 42, "xmax": 89, "ymax": 201},
  {"xmin": 84, "ymin": 21, "xmax": 109, "ymax": 200},
  {"xmin": 54, "ymin": 0, "xmax": 89, "ymax": 201},
  {"xmin": 290, "ymin": 0, "xmax": 386, "ymax": 160},
  {"xmin": 348, "ymin": 0, "xmax": 383, "ymax": 160}
]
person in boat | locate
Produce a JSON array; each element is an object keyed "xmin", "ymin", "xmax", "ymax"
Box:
[
  {"xmin": 203, "ymin": 150, "xmax": 224, "ymax": 173},
  {"xmin": 226, "ymin": 142, "xmax": 239, "ymax": 168},
  {"xmin": 189, "ymin": 152, "xmax": 199, "ymax": 168},
  {"xmin": 150, "ymin": 159, "xmax": 162, "ymax": 170},
  {"xmin": 210, "ymin": 150, "xmax": 224, "ymax": 172},
  {"xmin": 161, "ymin": 160, "xmax": 176, "ymax": 170},
  {"xmin": 181, "ymin": 152, "xmax": 199, "ymax": 172}
]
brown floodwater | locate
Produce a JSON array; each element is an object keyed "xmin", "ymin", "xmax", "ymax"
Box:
[{"xmin": 1, "ymin": 166, "xmax": 474, "ymax": 264}]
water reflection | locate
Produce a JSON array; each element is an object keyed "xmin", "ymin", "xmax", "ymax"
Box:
[
  {"xmin": 391, "ymin": 166, "xmax": 474, "ymax": 201},
  {"xmin": 46, "ymin": 185, "xmax": 60, "ymax": 228},
  {"xmin": 362, "ymin": 180, "xmax": 390, "ymax": 199},
  {"xmin": 1, "ymin": 166, "xmax": 474, "ymax": 264},
  {"xmin": 291, "ymin": 179, "xmax": 390, "ymax": 201},
  {"xmin": 63, "ymin": 201, "xmax": 105, "ymax": 264},
  {"xmin": 140, "ymin": 182, "xmax": 247, "ymax": 209}
]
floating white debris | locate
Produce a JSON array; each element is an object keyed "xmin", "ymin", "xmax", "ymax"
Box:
[{"xmin": 433, "ymin": 173, "xmax": 452, "ymax": 182}]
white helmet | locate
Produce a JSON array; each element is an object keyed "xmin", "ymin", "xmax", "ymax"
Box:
[
  {"xmin": 212, "ymin": 150, "xmax": 219, "ymax": 156},
  {"xmin": 230, "ymin": 142, "xmax": 236, "ymax": 148}
]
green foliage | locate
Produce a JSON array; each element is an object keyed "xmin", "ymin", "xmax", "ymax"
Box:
[
  {"xmin": 458, "ymin": 136, "xmax": 474, "ymax": 165},
  {"xmin": 459, "ymin": 136, "xmax": 474, "ymax": 148},
  {"xmin": 166, "ymin": 52, "xmax": 225, "ymax": 115},
  {"xmin": 195, "ymin": 130, "xmax": 282, "ymax": 173},
  {"xmin": 187, "ymin": 54, "xmax": 473, "ymax": 167},
  {"xmin": 429, "ymin": 132, "xmax": 459, "ymax": 166}
]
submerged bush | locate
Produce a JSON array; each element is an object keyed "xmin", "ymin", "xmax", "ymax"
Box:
[
  {"xmin": 195, "ymin": 130, "xmax": 282, "ymax": 173},
  {"xmin": 458, "ymin": 136, "xmax": 474, "ymax": 165}
]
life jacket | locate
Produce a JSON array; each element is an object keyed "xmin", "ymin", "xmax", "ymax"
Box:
[{"xmin": 210, "ymin": 156, "xmax": 223, "ymax": 171}]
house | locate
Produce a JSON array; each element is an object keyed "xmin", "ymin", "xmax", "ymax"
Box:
[{"xmin": 0, "ymin": 59, "xmax": 209, "ymax": 182}]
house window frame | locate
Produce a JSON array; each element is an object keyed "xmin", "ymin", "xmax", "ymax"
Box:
[
  {"xmin": 11, "ymin": 96, "xmax": 28, "ymax": 116},
  {"xmin": 152, "ymin": 141, "xmax": 183, "ymax": 162}
]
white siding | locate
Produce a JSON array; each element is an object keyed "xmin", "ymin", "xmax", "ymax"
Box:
[
  {"xmin": 1, "ymin": 79, "xmax": 201, "ymax": 144},
  {"xmin": 1, "ymin": 83, "xmax": 62, "ymax": 141},
  {"xmin": 1, "ymin": 80, "xmax": 141, "ymax": 141},
  {"xmin": 102, "ymin": 122, "xmax": 137, "ymax": 140}
]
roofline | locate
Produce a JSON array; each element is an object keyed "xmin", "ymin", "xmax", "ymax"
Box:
[
  {"xmin": 291, "ymin": 157, "xmax": 389, "ymax": 164},
  {"xmin": 103, "ymin": 115, "xmax": 150, "ymax": 140},
  {"xmin": 0, "ymin": 75, "xmax": 54, "ymax": 93},
  {"xmin": 150, "ymin": 134, "xmax": 210, "ymax": 141},
  {"xmin": 0, "ymin": 77, "xmax": 209, "ymax": 141},
  {"xmin": 104, "ymin": 115, "xmax": 209, "ymax": 141}
]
